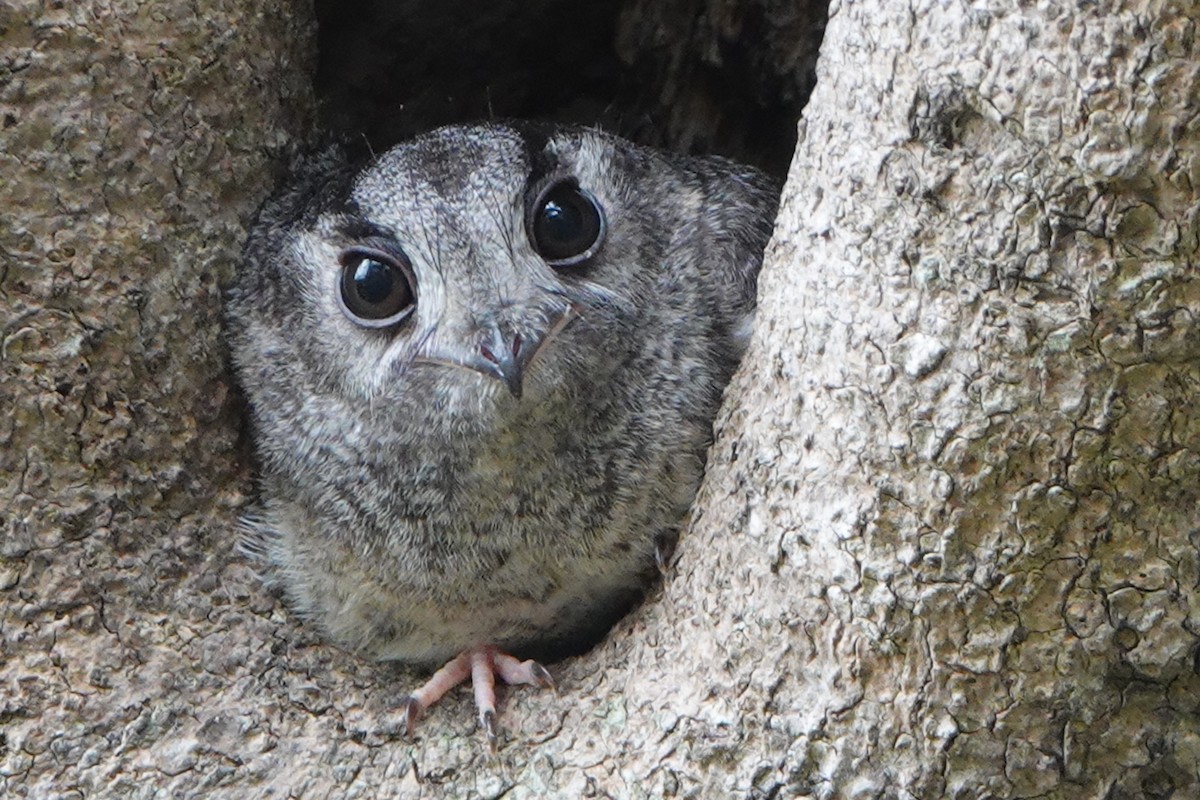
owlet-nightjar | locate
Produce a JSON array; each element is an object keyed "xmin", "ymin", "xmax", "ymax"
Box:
[{"xmin": 226, "ymin": 122, "xmax": 778, "ymax": 745}]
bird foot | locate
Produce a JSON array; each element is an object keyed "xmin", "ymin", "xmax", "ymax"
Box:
[{"xmin": 402, "ymin": 645, "xmax": 554, "ymax": 748}]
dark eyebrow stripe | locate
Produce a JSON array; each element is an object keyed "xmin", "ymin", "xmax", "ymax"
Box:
[
  {"xmin": 335, "ymin": 211, "xmax": 393, "ymax": 242},
  {"xmin": 511, "ymin": 121, "xmax": 564, "ymax": 189}
]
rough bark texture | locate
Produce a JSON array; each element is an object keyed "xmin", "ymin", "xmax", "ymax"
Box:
[
  {"xmin": 0, "ymin": 1, "xmax": 315, "ymax": 795},
  {"xmin": 4, "ymin": 0, "xmax": 1198, "ymax": 798},
  {"xmin": 719, "ymin": 0, "xmax": 1199, "ymax": 796}
]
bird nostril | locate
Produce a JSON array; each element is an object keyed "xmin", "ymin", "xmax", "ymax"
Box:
[
  {"xmin": 511, "ymin": 333, "xmax": 522, "ymax": 357},
  {"xmin": 480, "ymin": 344, "xmax": 499, "ymax": 365}
]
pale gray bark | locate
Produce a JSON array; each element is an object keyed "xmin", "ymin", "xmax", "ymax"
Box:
[
  {"xmin": 704, "ymin": 0, "xmax": 1199, "ymax": 796},
  {"xmin": 3, "ymin": 1, "xmax": 1198, "ymax": 798}
]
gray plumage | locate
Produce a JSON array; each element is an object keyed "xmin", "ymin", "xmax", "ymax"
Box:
[{"xmin": 226, "ymin": 122, "xmax": 777, "ymax": 668}]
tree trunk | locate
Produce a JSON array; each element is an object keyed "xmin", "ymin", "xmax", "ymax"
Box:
[
  {"xmin": 689, "ymin": 1, "xmax": 1200, "ymax": 796},
  {"xmin": 3, "ymin": 0, "xmax": 1197, "ymax": 798}
]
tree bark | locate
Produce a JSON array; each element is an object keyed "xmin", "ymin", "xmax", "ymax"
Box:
[
  {"xmin": 699, "ymin": 0, "xmax": 1200, "ymax": 795},
  {"xmin": 3, "ymin": 0, "xmax": 1198, "ymax": 798},
  {"xmin": 0, "ymin": 1, "xmax": 316, "ymax": 795}
]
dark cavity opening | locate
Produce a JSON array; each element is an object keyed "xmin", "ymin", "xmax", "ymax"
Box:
[{"xmin": 312, "ymin": 0, "xmax": 829, "ymax": 178}]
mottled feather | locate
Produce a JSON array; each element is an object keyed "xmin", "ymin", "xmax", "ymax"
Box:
[{"xmin": 226, "ymin": 123, "xmax": 778, "ymax": 668}]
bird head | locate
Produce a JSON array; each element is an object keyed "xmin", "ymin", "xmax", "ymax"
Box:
[{"xmin": 227, "ymin": 123, "xmax": 775, "ymax": 436}]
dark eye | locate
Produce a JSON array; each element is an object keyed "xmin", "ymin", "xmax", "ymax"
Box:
[
  {"xmin": 337, "ymin": 248, "xmax": 416, "ymax": 327},
  {"xmin": 527, "ymin": 180, "xmax": 606, "ymax": 266}
]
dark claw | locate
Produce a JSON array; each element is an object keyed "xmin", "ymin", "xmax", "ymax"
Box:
[
  {"xmin": 654, "ymin": 533, "xmax": 677, "ymax": 573},
  {"xmin": 401, "ymin": 695, "xmax": 422, "ymax": 736},
  {"xmin": 481, "ymin": 709, "xmax": 498, "ymax": 751},
  {"xmin": 530, "ymin": 661, "xmax": 556, "ymax": 691}
]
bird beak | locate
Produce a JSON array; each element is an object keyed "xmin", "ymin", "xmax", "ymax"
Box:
[
  {"xmin": 412, "ymin": 306, "xmax": 576, "ymax": 399},
  {"xmin": 471, "ymin": 305, "xmax": 576, "ymax": 399},
  {"xmin": 477, "ymin": 324, "xmax": 530, "ymax": 399}
]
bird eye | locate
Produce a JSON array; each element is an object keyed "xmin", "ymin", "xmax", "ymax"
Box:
[
  {"xmin": 527, "ymin": 180, "xmax": 606, "ymax": 267},
  {"xmin": 337, "ymin": 248, "xmax": 416, "ymax": 328}
]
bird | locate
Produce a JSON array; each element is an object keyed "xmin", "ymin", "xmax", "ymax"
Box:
[{"xmin": 225, "ymin": 121, "xmax": 778, "ymax": 746}]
